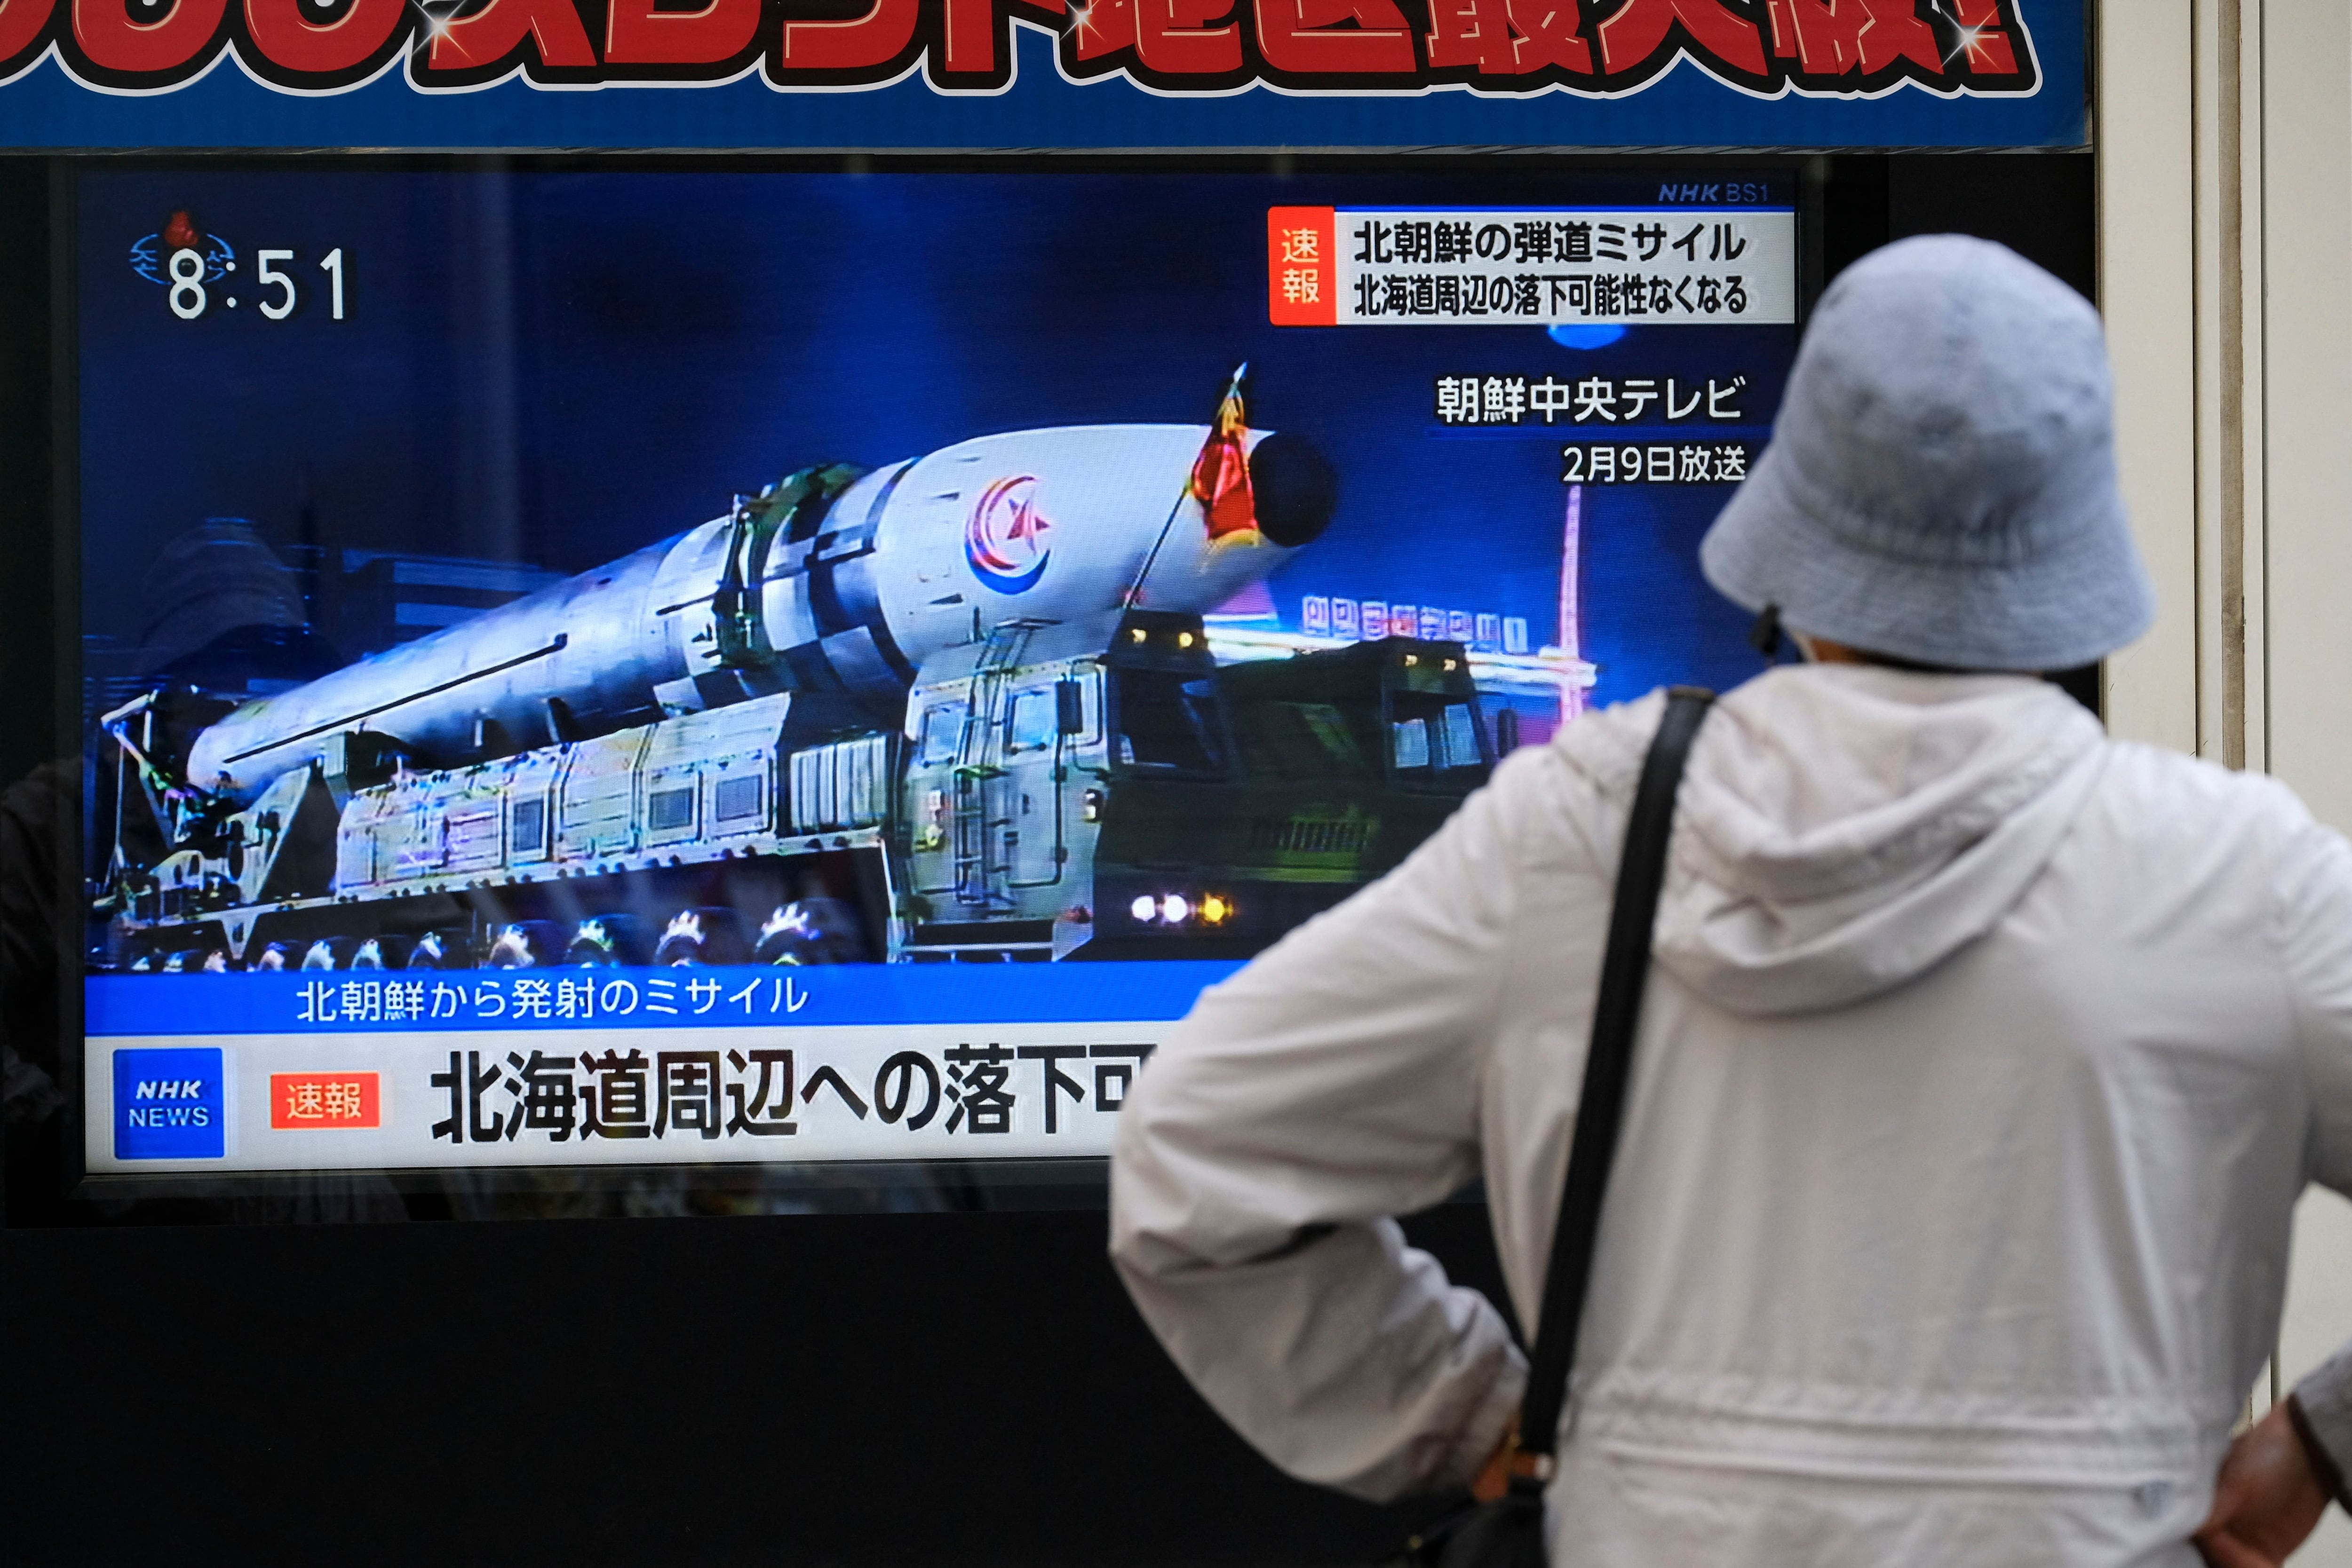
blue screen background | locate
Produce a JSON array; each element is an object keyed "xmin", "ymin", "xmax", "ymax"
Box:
[{"xmin": 77, "ymin": 168, "xmax": 1794, "ymax": 708}]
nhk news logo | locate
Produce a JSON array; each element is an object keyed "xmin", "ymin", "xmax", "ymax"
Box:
[
  {"xmin": 113, "ymin": 1047, "xmax": 226, "ymax": 1160},
  {"xmin": 111, "ymin": 1050, "xmax": 384, "ymax": 1158}
]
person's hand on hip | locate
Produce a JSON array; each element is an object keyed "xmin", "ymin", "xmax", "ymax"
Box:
[{"xmin": 2196, "ymin": 1403, "xmax": 2329, "ymax": 1567}]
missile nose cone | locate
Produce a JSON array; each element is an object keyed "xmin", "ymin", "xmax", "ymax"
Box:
[{"xmin": 1248, "ymin": 431, "xmax": 1338, "ymax": 548}]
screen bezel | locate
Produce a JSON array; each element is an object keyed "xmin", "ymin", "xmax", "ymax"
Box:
[{"xmin": 25, "ymin": 147, "xmax": 1824, "ymax": 1223}]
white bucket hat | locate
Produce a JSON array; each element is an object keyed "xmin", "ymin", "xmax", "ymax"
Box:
[{"xmin": 1699, "ymin": 235, "xmax": 2154, "ymax": 671}]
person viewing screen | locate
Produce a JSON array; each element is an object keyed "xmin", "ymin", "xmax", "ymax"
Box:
[{"xmin": 1109, "ymin": 235, "xmax": 2352, "ymax": 1567}]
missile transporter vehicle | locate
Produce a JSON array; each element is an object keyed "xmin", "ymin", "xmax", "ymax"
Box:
[{"xmin": 95, "ymin": 422, "xmax": 1496, "ymax": 972}]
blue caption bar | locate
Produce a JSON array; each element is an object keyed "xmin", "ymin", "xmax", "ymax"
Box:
[{"xmin": 85, "ymin": 962, "xmax": 1243, "ymax": 1037}]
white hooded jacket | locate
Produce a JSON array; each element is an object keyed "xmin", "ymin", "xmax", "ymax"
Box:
[{"xmin": 1110, "ymin": 663, "xmax": 2352, "ymax": 1566}]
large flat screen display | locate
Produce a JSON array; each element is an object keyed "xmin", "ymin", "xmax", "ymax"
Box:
[{"xmin": 72, "ymin": 165, "xmax": 1796, "ymax": 1184}]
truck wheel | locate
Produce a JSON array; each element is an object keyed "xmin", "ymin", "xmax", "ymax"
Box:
[
  {"xmin": 486, "ymin": 921, "xmax": 567, "ymax": 968},
  {"xmin": 352, "ymin": 935, "xmax": 416, "ymax": 971},
  {"xmin": 565, "ymin": 915, "xmax": 651, "ymax": 967},
  {"xmin": 653, "ymin": 907, "xmax": 749, "ymax": 966},
  {"xmin": 754, "ymin": 899, "xmax": 867, "ymax": 965},
  {"xmin": 301, "ymin": 937, "xmax": 362, "ymax": 970},
  {"xmin": 407, "ymin": 931, "xmax": 471, "ymax": 970}
]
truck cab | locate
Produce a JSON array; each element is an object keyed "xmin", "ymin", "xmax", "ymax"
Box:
[
  {"xmin": 1086, "ymin": 623, "xmax": 1491, "ymax": 959},
  {"xmin": 896, "ymin": 607, "xmax": 1494, "ymax": 963},
  {"xmin": 898, "ymin": 615, "xmax": 1124, "ymax": 960}
]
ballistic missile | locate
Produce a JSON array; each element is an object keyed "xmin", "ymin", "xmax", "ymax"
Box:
[{"xmin": 185, "ymin": 423, "xmax": 1336, "ymax": 802}]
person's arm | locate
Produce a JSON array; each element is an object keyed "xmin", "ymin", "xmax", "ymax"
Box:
[
  {"xmin": 2195, "ymin": 1402, "xmax": 2330, "ymax": 1568},
  {"xmin": 2283, "ymin": 1348, "xmax": 2352, "ymax": 1510},
  {"xmin": 1108, "ymin": 738, "xmax": 1585, "ymax": 1501},
  {"xmin": 2201, "ymin": 807, "xmax": 2352, "ymax": 1564},
  {"xmin": 2280, "ymin": 814, "xmax": 2352, "ymax": 1490}
]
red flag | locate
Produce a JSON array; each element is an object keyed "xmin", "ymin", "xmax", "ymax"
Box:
[{"xmin": 1189, "ymin": 371, "xmax": 1261, "ymax": 550}]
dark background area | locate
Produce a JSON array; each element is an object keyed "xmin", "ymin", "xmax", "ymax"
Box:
[
  {"xmin": 72, "ymin": 166, "xmax": 1795, "ymax": 713},
  {"xmin": 2, "ymin": 150, "xmax": 2094, "ymax": 1565}
]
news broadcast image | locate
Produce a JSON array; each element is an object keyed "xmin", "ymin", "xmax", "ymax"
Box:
[{"xmin": 74, "ymin": 168, "xmax": 1796, "ymax": 1175}]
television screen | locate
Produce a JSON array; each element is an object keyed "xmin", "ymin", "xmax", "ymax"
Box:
[{"xmin": 72, "ymin": 164, "xmax": 1796, "ymax": 1184}]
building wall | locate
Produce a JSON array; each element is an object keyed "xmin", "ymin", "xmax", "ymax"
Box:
[
  {"xmin": 2105, "ymin": 4, "xmax": 2352, "ymax": 1557},
  {"xmin": 2256, "ymin": 2, "xmax": 2352, "ymax": 1560}
]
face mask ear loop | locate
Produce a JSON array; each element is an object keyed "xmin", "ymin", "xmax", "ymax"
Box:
[{"xmin": 1748, "ymin": 603, "xmax": 1784, "ymax": 664}]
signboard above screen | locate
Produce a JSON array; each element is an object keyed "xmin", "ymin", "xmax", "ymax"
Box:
[{"xmin": 0, "ymin": 0, "xmax": 2082, "ymax": 148}]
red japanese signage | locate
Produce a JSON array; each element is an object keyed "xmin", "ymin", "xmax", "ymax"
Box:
[
  {"xmin": 270, "ymin": 1071, "xmax": 382, "ymax": 1130},
  {"xmin": 9, "ymin": 0, "xmax": 2035, "ymax": 99},
  {"xmin": 1268, "ymin": 206, "xmax": 1339, "ymax": 327}
]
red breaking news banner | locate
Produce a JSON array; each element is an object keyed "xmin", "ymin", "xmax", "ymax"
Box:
[
  {"xmin": 1268, "ymin": 206, "xmax": 1338, "ymax": 326},
  {"xmin": 270, "ymin": 1072, "xmax": 383, "ymax": 1130}
]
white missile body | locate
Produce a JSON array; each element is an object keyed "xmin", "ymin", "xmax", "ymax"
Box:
[
  {"xmin": 186, "ymin": 423, "xmax": 1327, "ymax": 802},
  {"xmin": 846, "ymin": 423, "xmax": 1289, "ymax": 664}
]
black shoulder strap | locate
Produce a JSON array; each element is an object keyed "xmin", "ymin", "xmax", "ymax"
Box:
[{"xmin": 1514, "ymin": 685, "xmax": 1714, "ymax": 1463}]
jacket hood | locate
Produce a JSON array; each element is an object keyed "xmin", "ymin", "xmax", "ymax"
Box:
[{"xmin": 1572, "ymin": 665, "xmax": 2107, "ymax": 1017}]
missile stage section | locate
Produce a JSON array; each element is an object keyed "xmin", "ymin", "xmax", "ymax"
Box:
[
  {"xmin": 95, "ymin": 420, "xmax": 1507, "ymax": 974},
  {"xmin": 103, "ymin": 609, "xmax": 1494, "ymax": 972}
]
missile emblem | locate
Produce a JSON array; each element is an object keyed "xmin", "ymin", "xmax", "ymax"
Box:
[{"xmin": 964, "ymin": 474, "xmax": 1053, "ymax": 594}]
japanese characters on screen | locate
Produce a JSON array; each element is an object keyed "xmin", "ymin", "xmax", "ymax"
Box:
[{"xmin": 79, "ymin": 170, "xmax": 1796, "ymax": 1176}]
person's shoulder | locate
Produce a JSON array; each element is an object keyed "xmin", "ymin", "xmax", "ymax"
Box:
[
  {"xmin": 2084, "ymin": 737, "xmax": 2320, "ymax": 875},
  {"xmin": 1458, "ymin": 689, "xmax": 1674, "ymax": 871},
  {"xmin": 1538, "ymin": 687, "xmax": 1669, "ymax": 788},
  {"xmin": 2098, "ymin": 736, "xmax": 2312, "ymax": 823}
]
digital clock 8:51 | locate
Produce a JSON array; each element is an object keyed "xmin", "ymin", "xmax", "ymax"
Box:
[{"xmin": 168, "ymin": 246, "xmax": 345, "ymax": 322}]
